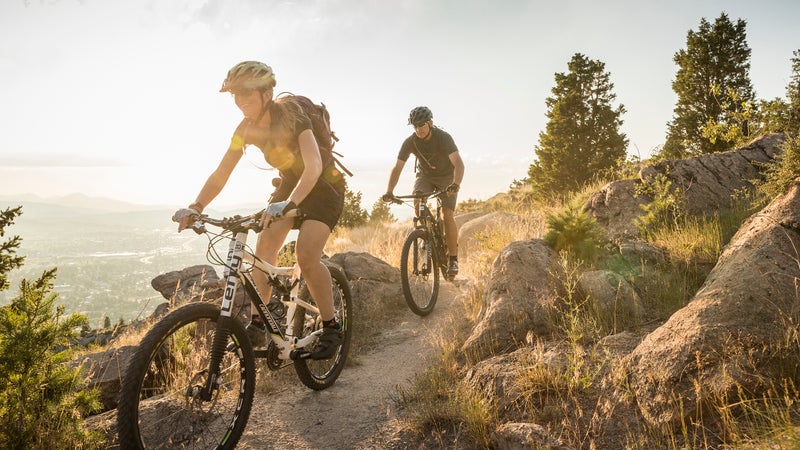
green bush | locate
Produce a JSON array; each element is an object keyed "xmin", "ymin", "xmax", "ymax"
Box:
[
  {"xmin": 756, "ymin": 134, "xmax": 800, "ymax": 200},
  {"xmin": 544, "ymin": 206, "xmax": 605, "ymax": 263},
  {"xmin": 635, "ymin": 170, "xmax": 685, "ymax": 238}
]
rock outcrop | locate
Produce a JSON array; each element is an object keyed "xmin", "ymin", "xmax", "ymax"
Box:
[
  {"xmin": 586, "ymin": 133, "xmax": 786, "ymax": 241},
  {"xmin": 623, "ymin": 181, "xmax": 800, "ymax": 426}
]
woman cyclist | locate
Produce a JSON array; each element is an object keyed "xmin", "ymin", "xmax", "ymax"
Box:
[{"xmin": 173, "ymin": 61, "xmax": 344, "ymax": 360}]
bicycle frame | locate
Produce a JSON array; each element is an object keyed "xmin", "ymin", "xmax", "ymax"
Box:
[
  {"xmin": 211, "ymin": 215, "xmax": 324, "ymax": 361},
  {"xmin": 191, "ymin": 210, "xmax": 329, "ymax": 396},
  {"xmin": 410, "ymin": 193, "xmax": 448, "ymax": 269}
]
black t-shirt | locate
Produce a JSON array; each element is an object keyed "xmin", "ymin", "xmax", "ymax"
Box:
[{"xmin": 398, "ymin": 127, "xmax": 458, "ymax": 178}]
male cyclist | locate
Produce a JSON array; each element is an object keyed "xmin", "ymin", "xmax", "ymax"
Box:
[
  {"xmin": 173, "ymin": 61, "xmax": 344, "ymax": 359},
  {"xmin": 382, "ymin": 106, "xmax": 465, "ymax": 278}
]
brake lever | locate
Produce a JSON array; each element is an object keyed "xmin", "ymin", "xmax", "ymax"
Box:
[{"xmin": 190, "ymin": 221, "xmax": 206, "ymax": 234}]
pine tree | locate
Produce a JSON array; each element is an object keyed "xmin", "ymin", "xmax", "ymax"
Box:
[
  {"xmin": 528, "ymin": 53, "xmax": 628, "ymax": 197},
  {"xmin": 338, "ymin": 184, "xmax": 369, "ymax": 228},
  {"xmin": 368, "ymin": 199, "xmax": 395, "ymax": 224},
  {"xmin": 787, "ymin": 49, "xmax": 800, "ymax": 135},
  {"xmin": 0, "ymin": 206, "xmax": 24, "ymax": 291},
  {"xmin": 662, "ymin": 13, "xmax": 755, "ymax": 158}
]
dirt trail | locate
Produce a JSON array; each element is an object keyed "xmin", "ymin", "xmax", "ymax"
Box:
[{"xmin": 237, "ymin": 282, "xmax": 462, "ymax": 449}]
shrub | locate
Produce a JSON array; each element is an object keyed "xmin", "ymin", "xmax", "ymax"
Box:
[
  {"xmin": 756, "ymin": 134, "xmax": 800, "ymax": 200},
  {"xmin": 544, "ymin": 206, "xmax": 605, "ymax": 263}
]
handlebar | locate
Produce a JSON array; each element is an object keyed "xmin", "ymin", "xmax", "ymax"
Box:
[
  {"xmin": 179, "ymin": 208, "xmax": 301, "ymax": 235},
  {"xmin": 386, "ymin": 189, "xmax": 446, "ymax": 205}
]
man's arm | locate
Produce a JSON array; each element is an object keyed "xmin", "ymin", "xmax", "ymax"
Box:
[
  {"xmin": 449, "ymin": 151, "xmax": 464, "ymax": 186},
  {"xmin": 385, "ymin": 159, "xmax": 406, "ymax": 194}
]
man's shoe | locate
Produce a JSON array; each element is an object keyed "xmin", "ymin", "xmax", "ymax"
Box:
[
  {"xmin": 447, "ymin": 260, "xmax": 459, "ymax": 278},
  {"xmin": 308, "ymin": 324, "xmax": 343, "ymax": 360},
  {"xmin": 245, "ymin": 321, "xmax": 267, "ymax": 348}
]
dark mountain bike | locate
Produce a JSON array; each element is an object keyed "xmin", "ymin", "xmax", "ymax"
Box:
[
  {"xmin": 117, "ymin": 209, "xmax": 352, "ymax": 450},
  {"xmin": 388, "ymin": 189, "xmax": 450, "ymax": 316}
]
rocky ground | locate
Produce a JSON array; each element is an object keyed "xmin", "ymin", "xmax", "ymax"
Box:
[{"xmin": 89, "ymin": 281, "xmax": 463, "ymax": 449}]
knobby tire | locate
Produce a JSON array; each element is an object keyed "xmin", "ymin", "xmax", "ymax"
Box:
[
  {"xmin": 117, "ymin": 302, "xmax": 256, "ymax": 450},
  {"xmin": 400, "ymin": 228, "xmax": 439, "ymax": 316}
]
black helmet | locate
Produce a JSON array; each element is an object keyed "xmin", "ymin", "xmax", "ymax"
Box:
[{"xmin": 408, "ymin": 106, "xmax": 433, "ymax": 125}]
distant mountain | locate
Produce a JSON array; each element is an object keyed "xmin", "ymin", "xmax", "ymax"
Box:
[
  {"xmin": 0, "ymin": 193, "xmax": 170, "ymax": 214},
  {"xmin": 0, "ymin": 193, "xmax": 264, "ymax": 224}
]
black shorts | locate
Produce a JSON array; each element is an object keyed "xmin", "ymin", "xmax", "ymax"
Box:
[{"xmin": 296, "ymin": 178, "xmax": 344, "ymax": 231}]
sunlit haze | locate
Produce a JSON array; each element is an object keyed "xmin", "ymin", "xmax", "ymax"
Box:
[{"xmin": 1, "ymin": 0, "xmax": 798, "ymax": 211}]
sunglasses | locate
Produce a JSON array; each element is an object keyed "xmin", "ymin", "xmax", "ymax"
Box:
[
  {"xmin": 413, "ymin": 122, "xmax": 428, "ymax": 129},
  {"xmin": 229, "ymin": 87, "xmax": 257, "ymax": 97}
]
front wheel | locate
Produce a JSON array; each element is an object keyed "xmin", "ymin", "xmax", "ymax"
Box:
[
  {"xmin": 400, "ymin": 228, "xmax": 439, "ymax": 316},
  {"xmin": 293, "ymin": 265, "xmax": 353, "ymax": 390},
  {"xmin": 117, "ymin": 302, "xmax": 256, "ymax": 450}
]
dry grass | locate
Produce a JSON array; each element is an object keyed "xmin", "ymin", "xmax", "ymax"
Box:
[{"xmin": 326, "ymin": 219, "xmax": 411, "ymax": 266}]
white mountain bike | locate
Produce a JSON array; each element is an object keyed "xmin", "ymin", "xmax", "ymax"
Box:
[{"xmin": 117, "ymin": 209, "xmax": 352, "ymax": 449}]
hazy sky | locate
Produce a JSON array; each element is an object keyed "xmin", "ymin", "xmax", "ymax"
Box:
[{"xmin": 1, "ymin": 0, "xmax": 798, "ymax": 210}]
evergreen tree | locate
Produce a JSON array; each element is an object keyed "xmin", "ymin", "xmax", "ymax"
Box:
[
  {"xmin": 528, "ymin": 53, "xmax": 628, "ymax": 196},
  {"xmin": 787, "ymin": 49, "xmax": 800, "ymax": 135},
  {"xmin": 0, "ymin": 206, "xmax": 24, "ymax": 291},
  {"xmin": 368, "ymin": 199, "xmax": 395, "ymax": 224},
  {"xmin": 0, "ymin": 206, "xmax": 103, "ymax": 449},
  {"xmin": 662, "ymin": 13, "xmax": 755, "ymax": 158},
  {"xmin": 338, "ymin": 184, "xmax": 369, "ymax": 228}
]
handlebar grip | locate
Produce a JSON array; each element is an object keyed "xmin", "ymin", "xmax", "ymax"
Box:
[{"xmin": 264, "ymin": 208, "xmax": 301, "ymax": 229}]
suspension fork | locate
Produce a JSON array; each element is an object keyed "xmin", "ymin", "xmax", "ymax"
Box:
[{"xmin": 202, "ymin": 231, "xmax": 247, "ymax": 400}]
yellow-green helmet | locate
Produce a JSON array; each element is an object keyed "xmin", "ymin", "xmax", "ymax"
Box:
[{"xmin": 219, "ymin": 61, "xmax": 276, "ymax": 92}]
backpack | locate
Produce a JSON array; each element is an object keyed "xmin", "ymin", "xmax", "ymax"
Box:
[{"xmin": 276, "ymin": 92, "xmax": 353, "ymax": 177}]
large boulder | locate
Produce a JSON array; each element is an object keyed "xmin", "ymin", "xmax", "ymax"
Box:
[
  {"xmin": 150, "ymin": 264, "xmax": 222, "ymax": 303},
  {"xmin": 327, "ymin": 252, "xmax": 406, "ymax": 342},
  {"xmin": 461, "ymin": 239, "xmax": 564, "ymax": 361},
  {"xmin": 327, "ymin": 252, "xmax": 403, "ymax": 309},
  {"xmin": 622, "ymin": 181, "xmax": 800, "ymax": 426}
]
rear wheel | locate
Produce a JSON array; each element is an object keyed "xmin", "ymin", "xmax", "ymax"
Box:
[
  {"xmin": 293, "ymin": 265, "xmax": 353, "ymax": 390},
  {"xmin": 400, "ymin": 228, "xmax": 439, "ymax": 316},
  {"xmin": 117, "ymin": 302, "xmax": 255, "ymax": 450}
]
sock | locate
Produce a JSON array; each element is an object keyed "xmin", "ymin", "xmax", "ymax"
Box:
[
  {"xmin": 251, "ymin": 315, "xmax": 264, "ymax": 326},
  {"xmin": 322, "ymin": 318, "xmax": 339, "ymax": 329}
]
